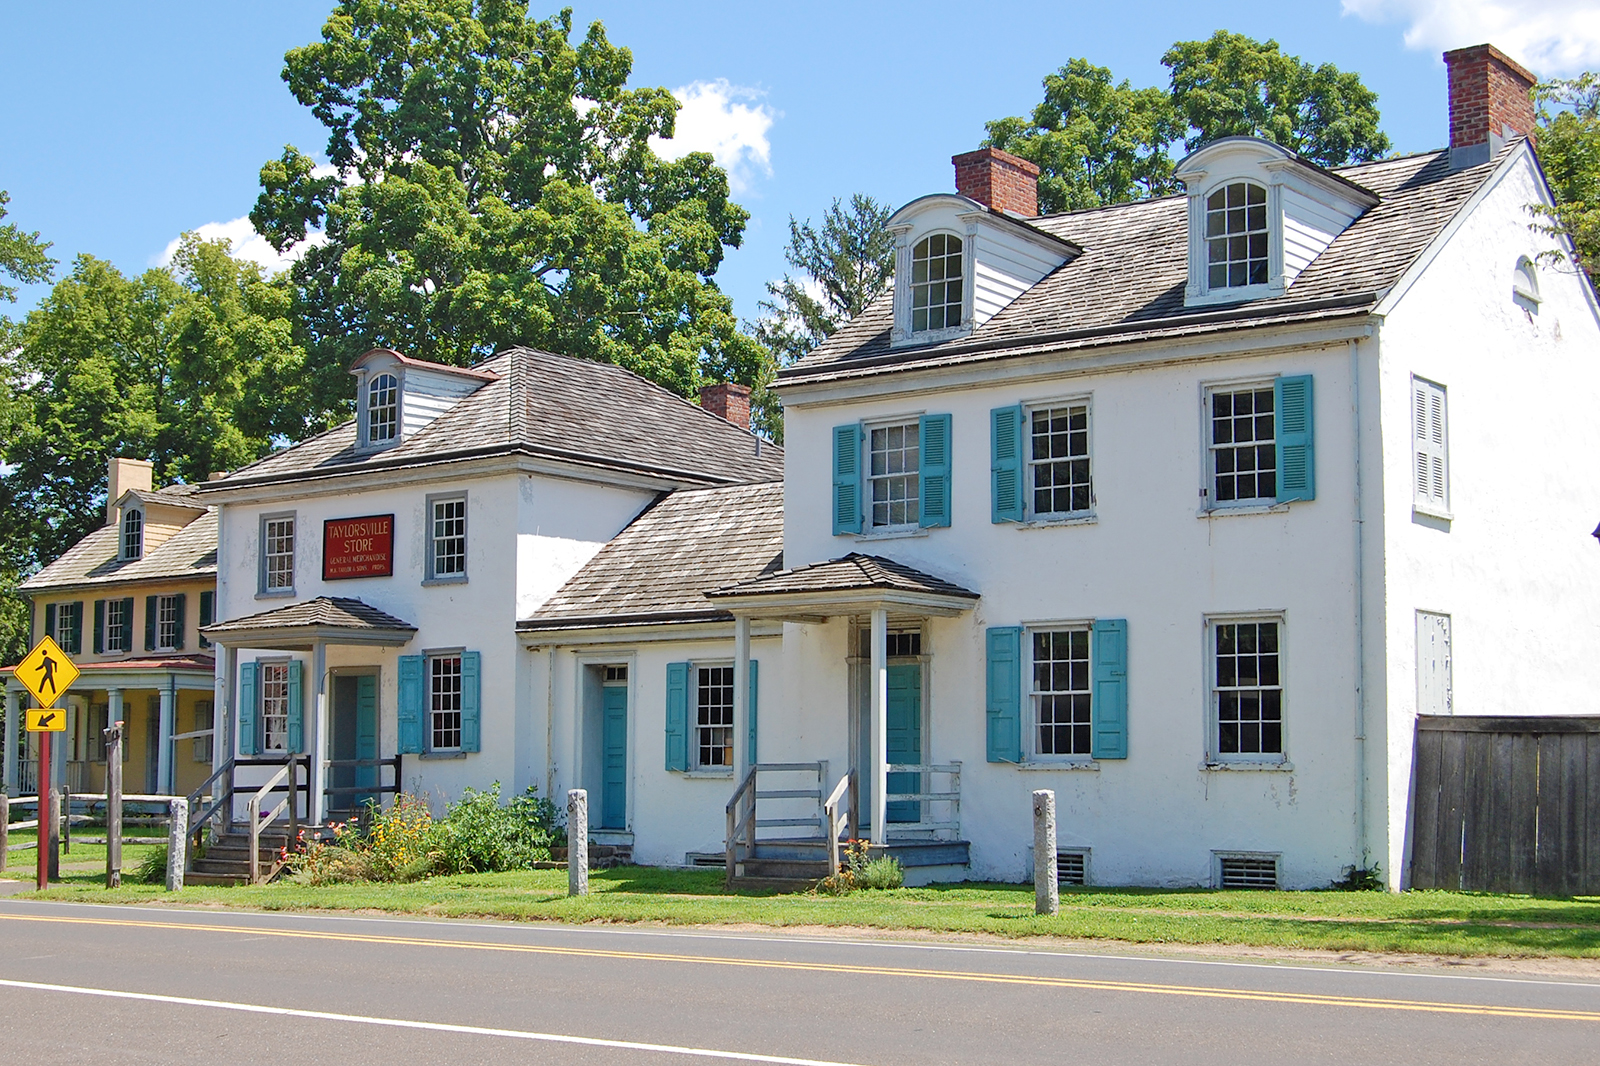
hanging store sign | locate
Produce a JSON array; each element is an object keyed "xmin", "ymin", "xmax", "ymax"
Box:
[{"xmin": 323, "ymin": 514, "xmax": 395, "ymax": 579}]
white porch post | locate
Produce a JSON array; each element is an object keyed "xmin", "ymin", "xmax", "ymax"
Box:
[
  {"xmin": 107, "ymin": 687, "xmax": 125, "ymax": 728},
  {"xmin": 3, "ymin": 687, "xmax": 19, "ymax": 797},
  {"xmin": 156, "ymin": 678, "xmax": 175, "ymax": 794},
  {"xmin": 310, "ymin": 641, "xmax": 328, "ymax": 823},
  {"xmin": 733, "ymin": 614, "xmax": 752, "ymax": 783},
  {"xmin": 214, "ymin": 646, "xmax": 234, "ymax": 775},
  {"xmin": 870, "ymin": 607, "xmax": 888, "ymax": 846}
]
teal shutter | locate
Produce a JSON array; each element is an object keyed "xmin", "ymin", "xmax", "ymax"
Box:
[
  {"xmin": 238, "ymin": 662, "xmax": 259, "ymax": 756},
  {"xmin": 460, "ymin": 650, "xmax": 481, "ymax": 752},
  {"xmin": 990, "ymin": 405, "xmax": 1025, "ymax": 523},
  {"xmin": 919, "ymin": 413, "xmax": 952, "ymax": 528},
  {"xmin": 93, "ymin": 600, "xmax": 106, "ymax": 655},
  {"xmin": 171, "ymin": 593, "xmax": 186, "ymax": 651},
  {"xmin": 747, "ymin": 659, "xmax": 760, "ymax": 764},
  {"xmin": 144, "ymin": 596, "xmax": 157, "ymax": 651},
  {"xmin": 1275, "ymin": 374, "xmax": 1315, "ymax": 503},
  {"xmin": 286, "ymin": 659, "xmax": 305, "ymax": 754},
  {"xmin": 985, "ymin": 626, "xmax": 1023, "ymax": 763},
  {"xmin": 198, "ymin": 591, "xmax": 214, "ymax": 650},
  {"xmin": 665, "ymin": 661, "xmax": 690, "ymax": 771},
  {"xmin": 69, "ymin": 601, "xmax": 84, "ymax": 655},
  {"xmin": 397, "ymin": 655, "xmax": 424, "ymax": 754},
  {"xmin": 355, "ymin": 673, "xmax": 378, "ymax": 802},
  {"xmin": 1091, "ymin": 619, "xmax": 1129, "ymax": 760},
  {"xmin": 119, "ymin": 598, "xmax": 134, "ymax": 651},
  {"xmin": 832, "ymin": 423, "xmax": 864, "ymax": 535}
]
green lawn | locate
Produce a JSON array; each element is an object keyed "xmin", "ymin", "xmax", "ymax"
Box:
[
  {"xmin": 3, "ymin": 827, "xmax": 167, "ymax": 883},
  {"xmin": 17, "ymin": 865, "xmax": 1600, "ymax": 959}
]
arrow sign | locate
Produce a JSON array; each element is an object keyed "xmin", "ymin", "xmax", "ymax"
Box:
[{"xmin": 25, "ymin": 708, "xmax": 65, "ymax": 732}]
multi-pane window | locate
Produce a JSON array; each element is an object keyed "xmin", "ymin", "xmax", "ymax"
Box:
[
  {"xmin": 1206, "ymin": 182, "xmax": 1269, "ymax": 289},
  {"xmin": 1213, "ymin": 620, "xmax": 1283, "ymax": 757},
  {"xmin": 603, "ymin": 664, "xmax": 628, "ymax": 684},
  {"xmin": 910, "ymin": 233, "xmax": 963, "ymax": 333},
  {"xmin": 193, "ymin": 701, "xmax": 214, "ymax": 763},
  {"xmin": 55, "ymin": 602, "xmax": 81, "ymax": 655},
  {"xmin": 431, "ymin": 496, "xmax": 467, "ymax": 579},
  {"xmin": 1029, "ymin": 404, "xmax": 1091, "ymax": 516},
  {"xmin": 106, "ymin": 598, "xmax": 129, "ymax": 652},
  {"xmin": 263, "ymin": 516, "xmax": 295, "ymax": 592},
  {"xmin": 695, "ymin": 665, "xmax": 734, "ymax": 769},
  {"xmin": 1210, "ymin": 386, "xmax": 1276, "ymax": 504},
  {"xmin": 430, "ymin": 654, "xmax": 463, "ymax": 750},
  {"xmin": 1033, "ymin": 629, "xmax": 1092, "ymax": 756},
  {"xmin": 1412, "ymin": 377, "xmax": 1449, "ymax": 512},
  {"xmin": 122, "ymin": 509, "xmax": 143, "ymax": 560},
  {"xmin": 156, "ymin": 595, "xmax": 180, "ymax": 650},
  {"xmin": 869, "ymin": 422, "xmax": 920, "ymax": 528},
  {"xmin": 260, "ymin": 662, "xmax": 289, "ymax": 752},
  {"xmin": 368, "ymin": 372, "xmax": 398, "ymax": 443}
]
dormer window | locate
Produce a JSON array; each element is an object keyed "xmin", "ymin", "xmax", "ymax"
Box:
[
  {"xmin": 121, "ymin": 508, "xmax": 143, "ymax": 561},
  {"xmin": 367, "ymin": 373, "xmax": 399, "ymax": 444},
  {"xmin": 911, "ymin": 233, "xmax": 964, "ymax": 333},
  {"xmin": 1206, "ymin": 182, "xmax": 1269, "ymax": 289}
]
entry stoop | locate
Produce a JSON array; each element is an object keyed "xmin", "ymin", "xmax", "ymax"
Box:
[
  {"xmin": 187, "ymin": 830, "xmax": 293, "ymax": 886},
  {"xmin": 724, "ymin": 838, "xmax": 971, "ymax": 891}
]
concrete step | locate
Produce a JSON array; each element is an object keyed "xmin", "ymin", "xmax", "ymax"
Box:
[
  {"xmin": 183, "ymin": 872, "xmax": 251, "ymax": 887},
  {"xmin": 751, "ymin": 840, "xmax": 830, "ymax": 861},
  {"xmin": 738, "ymin": 858, "xmax": 831, "ymax": 881},
  {"xmin": 726, "ymin": 875, "xmax": 819, "ymax": 894}
]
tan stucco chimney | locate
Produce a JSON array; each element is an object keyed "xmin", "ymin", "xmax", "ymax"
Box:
[{"xmin": 106, "ymin": 457, "xmax": 153, "ymax": 526}]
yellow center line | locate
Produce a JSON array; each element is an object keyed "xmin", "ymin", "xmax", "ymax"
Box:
[{"xmin": 3, "ymin": 911, "xmax": 1595, "ymax": 1022}]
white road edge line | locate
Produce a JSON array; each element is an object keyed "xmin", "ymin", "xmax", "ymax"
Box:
[{"xmin": 0, "ymin": 978, "xmax": 868, "ymax": 1066}]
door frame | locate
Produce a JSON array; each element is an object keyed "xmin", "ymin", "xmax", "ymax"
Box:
[
  {"xmin": 848, "ymin": 620, "xmax": 931, "ymax": 833},
  {"xmin": 574, "ymin": 653, "xmax": 637, "ymax": 834},
  {"xmin": 328, "ymin": 667, "xmax": 381, "ymax": 815}
]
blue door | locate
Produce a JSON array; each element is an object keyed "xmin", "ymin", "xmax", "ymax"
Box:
[
  {"xmin": 886, "ymin": 664, "xmax": 922, "ymax": 823},
  {"xmin": 354, "ymin": 673, "xmax": 378, "ymax": 809},
  {"xmin": 601, "ymin": 685, "xmax": 628, "ymax": 830}
]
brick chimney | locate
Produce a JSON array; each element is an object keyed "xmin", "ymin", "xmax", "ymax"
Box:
[
  {"xmin": 1445, "ymin": 43, "xmax": 1538, "ymax": 169},
  {"xmin": 953, "ymin": 147, "xmax": 1040, "ymax": 217},
  {"xmin": 106, "ymin": 456, "xmax": 153, "ymax": 525},
  {"xmin": 700, "ymin": 383, "xmax": 752, "ymax": 431}
]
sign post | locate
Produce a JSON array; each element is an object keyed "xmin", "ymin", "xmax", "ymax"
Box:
[{"xmin": 17, "ymin": 635, "xmax": 78, "ymax": 891}]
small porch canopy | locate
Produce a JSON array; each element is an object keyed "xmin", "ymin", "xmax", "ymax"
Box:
[
  {"xmin": 706, "ymin": 553, "xmax": 979, "ymax": 843},
  {"xmin": 202, "ymin": 596, "xmax": 416, "ymax": 822}
]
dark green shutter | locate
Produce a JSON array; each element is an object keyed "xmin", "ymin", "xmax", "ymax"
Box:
[
  {"xmin": 44, "ymin": 603, "xmax": 56, "ymax": 641},
  {"xmin": 238, "ymin": 662, "xmax": 259, "ymax": 756},
  {"xmin": 919, "ymin": 413, "xmax": 952, "ymax": 528},
  {"xmin": 985, "ymin": 626, "xmax": 1023, "ymax": 763},
  {"xmin": 991, "ymin": 406, "xmax": 1025, "ymax": 523},
  {"xmin": 286, "ymin": 659, "xmax": 305, "ymax": 753},
  {"xmin": 747, "ymin": 659, "xmax": 760, "ymax": 764},
  {"xmin": 1091, "ymin": 619, "xmax": 1129, "ymax": 760},
  {"xmin": 1275, "ymin": 375, "xmax": 1315, "ymax": 503},
  {"xmin": 665, "ymin": 661, "xmax": 690, "ymax": 771},
  {"xmin": 68, "ymin": 601, "xmax": 83, "ymax": 655},
  {"xmin": 832, "ymin": 423, "xmax": 863, "ymax": 535},
  {"xmin": 171, "ymin": 593, "xmax": 186, "ymax": 651},
  {"xmin": 119, "ymin": 598, "xmax": 134, "ymax": 651},
  {"xmin": 93, "ymin": 600, "xmax": 106, "ymax": 655},
  {"xmin": 144, "ymin": 596, "xmax": 157, "ymax": 651},
  {"xmin": 460, "ymin": 650, "xmax": 481, "ymax": 752},
  {"xmin": 397, "ymin": 655, "xmax": 424, "ymax": 754},
  {"xmin": 198, "ymin": 590, "xmax": 214, "ymax": 649}
]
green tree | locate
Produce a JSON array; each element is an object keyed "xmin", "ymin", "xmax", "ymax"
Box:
[
  {"xmin": 984, "ymin": 59, "xmax": 1184, "ymax": 213},
  {"xmin": 1532, "ymin": 74, "xmax": 1600, "ymax": 279},
  {"xmin": 1163, "ymin": 31, "xmax": 1390, "ymax": 166},
  {"xmin": 251, "ymin": 1, "xmax": 771, "ymax": 424},
  {"xmin": 0, "ymin": 190, "xmax": 55, "ymax": 305}
]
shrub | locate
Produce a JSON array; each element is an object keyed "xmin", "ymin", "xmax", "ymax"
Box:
[
  {"xmin": 855, "ymin": 855, "xmax": 905, "ymax": 890},
  {"xmin": 428, "ymin": 783, "xmax": 563, "ymax": 875},
  {"xmin": 362, "ymin": 794, "xmax": 435, "ymax": 881},
  {"xmin": 132, "ymin": 845, "xmax": 168, "ymax": 885},
  {"xmin": 817, "ymin": 839, "xmax": 902, "ymax": 893},
  {"xmin": 288, "ymin": 844, "xmax": 373, "ymax": 886},
  {"xmin": 1331, "ymin": 864, "xmax": 1383, "ymax": 891}
]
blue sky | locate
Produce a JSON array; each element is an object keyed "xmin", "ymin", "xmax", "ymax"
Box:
[{"xmin": 2, "ymin": 1, "xmax": 1594, "ymax": 330}]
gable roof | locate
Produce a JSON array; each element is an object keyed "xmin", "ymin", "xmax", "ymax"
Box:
[
  {"xmin": 203, "ymin": 596, "xmax": 415, "ymax": 636},
  {"xmin": 782, "ymin": 147, "xmax": 1509, "ymax": 386},
  {"xmin": 21, "ymin": 509, "xmax": 217, "ymax": 593},
  {"xmin": 521, "ymin": 481, "xmax": 784, "ymax": 632},
  {"xmin": 708, "ymin": 553, "xmax": 979, "ymax": 601},
  {"xmin": 202, "ymin": 347, "xmax": 783, "ymax": 493}
]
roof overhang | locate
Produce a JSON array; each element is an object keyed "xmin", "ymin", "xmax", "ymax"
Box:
[
  {"xmin": 518, "ymin": 616, "xmax": 786, "ymax": 648},
  {"xmin": 710, "ymin": 587, "xmax": 978, "ymax": 623},
  {"xmin": 200, "ymin": 624, "xmax": 416, "ymax": 651}
]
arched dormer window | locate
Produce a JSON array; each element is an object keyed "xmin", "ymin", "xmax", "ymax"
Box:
[
  {"xmin": 121, "ymin": 508, "xmax": 143, "ymax": 561},
  {"xmin": 1206, "ymin": 182, "xmax": 1269, "ymax": 289},
  {"xmin": 911, "ymin": 233, "xmax": 964, "ymax": 333},
  {"xmin": 367, "ymin": 373, "xmax": 398, "ymax": 444}
]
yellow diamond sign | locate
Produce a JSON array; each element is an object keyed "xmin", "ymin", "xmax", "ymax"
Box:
[{"xmin": 16, "ymin": 635, "xmax": 79, "ymax": 709}]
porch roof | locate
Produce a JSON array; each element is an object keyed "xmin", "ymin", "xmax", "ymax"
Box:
[
  {"xmin": 706, "ymin": 553, "xmax": 979, "ymax": 621},
  {"xmin": 3, "ymin": 652, "xmax": 217, "ymax": 693},
  {"xmin": 202, "ymin": 596, "xmax": 417, "ymax": 650}
]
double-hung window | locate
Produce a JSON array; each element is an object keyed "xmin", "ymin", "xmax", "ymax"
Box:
[
  {"xmin": 156, "ymin": 594, "xmax": 181, "ymax": 650},
  {"xmin": 868, "ymin": 422, "xmax": 921, "ymax": 530},
  {"xmin": 695, "ymin": 665, "xmax": 735, "ymax": 769},
  {"xmin": 1208, "ymin": 384, "xmax": 1276, "ymax": 506},
  {"xmin": 121, "ymin": 508, "xmax": 144, "ymax": 561},
  {"xmin": 105, "ymin": 598, "xmax": 130, "ymax": 653},
  {"xmin": 52, "ymin": 602, "xmax": 82, "ymax": 655},
  {"xmin": 260, "ymin": 662, "xmax": 290, "ymax": 752},
  {"xmin": 367, "ymin": 372, "xmax": 398, "ymax": 445},
  {"xmin": 428, "ymin": 494, "xmax": 467, "ymax": 581},
  {"xmin": 910, "ymin": 233, "xmax": 963, "ymax": 334},
  {"xmin": 193, "ymin": 701, "xmax": 214, "ymax": 762},
  {"xmin": 1031, "ymin": 627, "xmax": 1093, "ymax": 757},
  {"xmin": 1028, "ymin": 402, "xmax": 1092, "ymax": 518},
  {"xmin": 261, "ymin": 514, "xmax": 295, "ymax": 594},
  {"xmin": 430, "ymin": 654, "xmax": 464, "ymax": 751},
  {"xmin": 1206, "ymin": 182, "xmax": 1269, "ymax": 290},
  {"xmin": 1210, "ymin": 617, "xmax": 1284, "ymax": 761},
  {"xmin": 1412, "ymin": 376, "xmax": 1449, "ymax": 515}
]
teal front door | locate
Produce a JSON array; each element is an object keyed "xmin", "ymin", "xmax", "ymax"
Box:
[
  {"xmin": 331, "ymin": 673, "xmax": 379, "ymax": 814},
  {"xmin": 886, "ymin": 664, "xmax": 922, "ymax": 823},
  {"xmin": 601, "ymin": 684, "xmax": 627, "ymax": 830}
]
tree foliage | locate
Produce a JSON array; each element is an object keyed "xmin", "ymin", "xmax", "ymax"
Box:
[
  {"xmin": 251, "ymin": 1, "xmax": 771, "ymax": 423},
  {"xmin": 1533, "ymin": 74, "xmax": 1600, "ymax": 280},
  {"xmin": 0, "ymin": 191, "xmax": 56, "ymax": 305}
]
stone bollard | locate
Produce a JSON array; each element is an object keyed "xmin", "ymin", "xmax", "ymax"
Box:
[
  {"xmin": 566, "ymin": 789, "xmax": 588, "ymax": 897},
  {"xmin": 1033, "ymin": 789, "xmax": 1058, "ymax": 916},
  {"xmin": 166, "ymin": 798, "xmax": 188, "ymax": 892}
]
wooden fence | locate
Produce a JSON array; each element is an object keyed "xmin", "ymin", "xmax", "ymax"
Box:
[{"xmin": 1409, "ymin": 716, "xmax": 1600, "ymax": 896}]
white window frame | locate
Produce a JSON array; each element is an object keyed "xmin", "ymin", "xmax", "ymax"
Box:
[
  {"xmin": 259, "ymin": 659, "xmax": 291, "ymax": 753},
  {"xmin": 1206, "ymin": 613, "xmax": 1287, "ymax": 765},
  {"xmin": 1203, "ymin": 380, "xmax": 1278, "ymax": 511},
  {"xmin": 692, "ymin": 661, "xmax": 735, "ymax": 772},
  {"xmin": 425, "ymin": 492, "xmax": 468, "ymax": 583},
  {"xmin": 1186, "ymin": 177, "xmax": 1283, "ymax": 306},
  {"xmin": 1025, "ymin": 623, "xmax": 1095, "ymax": 762},
  {"xmin": 54, "ymin": 601, "xmax": 81, "ymax": 655},
  {"xmin": 1411, "ymin": 375, "xmax": 1450, "ymax": 519},
  {"xmin": 363, "ymin": 371, "xmax": 401, "ymax": 448},
  {"xmin": 1204, "ymin": 180, "xmax": 1270, "ymax": 291},
  {"xmin": 121, "ymin": 508, "xmax": 144, "ymax": 561},
  {"xmin": 908, "ymin": 231, "xmax": 965, "ymax": 336},
  {"xmin": 1025, "ymin": 398, "xmax": 1094, "ymax": 520},
  {"xmin": 891, "ymin": 225, "xmax": 973, "ymax": 346},
  {"xmin": 428, "ymin": 651, "xmax": 464, "ymax": 753},
  {"xmin": 155, "ymin": 594, "xmax": 180, "ymax": 651},
  {"xmin": 193, "ymin": 700, "xmax": 214, "ymax": 763},
  {"xmin": 105, "ymin": 598, "xmax": 129, "ymax": 653},
  {"xmin": 259, "ymin": 512, "xmax": 296, "ymax": 596},
  {"xmin": 865, "ymin": 418, "xmax": 922, "ymax": 532}
]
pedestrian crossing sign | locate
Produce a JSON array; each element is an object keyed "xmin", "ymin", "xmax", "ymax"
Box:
[{"xmin": 16, "ymin": 635, "xmax": 79, "ymax": 710}]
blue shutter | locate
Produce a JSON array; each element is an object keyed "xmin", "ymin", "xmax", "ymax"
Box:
[
  {"xmin": 69, "ymin": 601, "xmax": 84, "ymax": 655},
  {"xmin": 665, "ymin": 662, "xmax": 690, "ymax": 771},
  {"xmin": 119, "ymin": 598, "xmax": 134, "ymax": 652},
  {"xmin": 919, "ymin": 413, "xmax": 952, "ymax": 528},
  {"xmin": 1275, "ymin": 375, "xmax": 1315, "ymax": 503},
  {"xmin": 238, "ymin": 662, "xmax": 259, "ymax": 756},
  {"xmin": 44, "ymin": 603, "xmax": 56, "ymax": 641},
  {"xmin": 93, "ymin": 600, "xmax": 106, "ymax": 655},
  {"xmin": 832, "ymin": 423, "xmax": 864, "ymax": 535},
  {"xmin": 460, "ymin": 650, "xmax": 481, "ymax": 752},
  {"xmin": 1091, "ymin": 619, "xmax": 1129, "ymax": 760},
  {"xmin": 171, "ymin": 593, "xmax": 186, "ymax": 651},
  {"xmin": 990, "ymin": 406, "xmax": 1025, "ymax": 523},
  {"xmin": 286, "ymin": 659, "xmax": 305, "ymax": 754},
  {"xmin": 198, "ymin": 591, "xmax": 214, "ymax": 650},
  {"xmin": 985, "ymin": 626, "xmax": 1023, "ymax": 763},
  {"xmin": 747, "ymin": 659, "xmax": 760, "ymax": 764},
  {"xmin": 397, "ymin": 655, "xmax": 424, "ymax": 754},
  {"xmin": 144, "ymin": 596, "xmax": 157, "ymax": 651}
]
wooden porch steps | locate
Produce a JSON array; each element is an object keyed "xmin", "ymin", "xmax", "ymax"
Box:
[
  {"xmin": 186, "ymin": 830, "xmax": 292, "ymax": 886},
  {"xmin": 725, "ymin": 838, "xmax": 972, "ymax": 891}
]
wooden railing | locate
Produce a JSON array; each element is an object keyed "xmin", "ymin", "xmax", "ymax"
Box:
[
  {"xmin": 323, "ymin": 754, "xmax": 403, "ymax": 817},
  {"xmin": 824, "ymin": 769, "xmax": 856, "ymax": 876},
  {"xmin": 724, "ymin": 761, "xmax": 828, "ymax": 884},
  {"xmin": 247, "ymin": 762, "xmax": 297, "ymax": 884},
  {"xmin": 186, "ymin": 756, "xmax": 309, "ymax": 866},
  {"xmin": 884, "ymin": 762, "xmax": 961, "ymax": 840}
]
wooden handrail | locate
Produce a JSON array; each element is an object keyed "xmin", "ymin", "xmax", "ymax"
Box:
[
  {"xmin": 247, "ymin": 760, "xmax": 295, "ymax": 884},
  {"xmin": 824, "ymin": 769, "xmax": 855, "ymax": 875}
]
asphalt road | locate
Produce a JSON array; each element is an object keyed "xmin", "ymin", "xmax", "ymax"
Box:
[{"xmin": 0, "ymin": 899, "xmax": 1597, "ymax": 1065}]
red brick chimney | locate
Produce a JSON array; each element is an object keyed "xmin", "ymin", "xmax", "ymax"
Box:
[
  {"xmin": 953, "ymin": 147, "xmax": 1040, "ymax": 217},
  {"xmin": 700, "ymin": 383, "xmax": 752, "ymax": 431},
  {"xmin": 1444, "ymin": 43, "xmax": 1537, "ymax": 168}
]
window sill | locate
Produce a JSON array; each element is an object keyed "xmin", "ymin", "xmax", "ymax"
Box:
[
  {"xmin": 1412, "ymin": 504, "xmax": 1453, "ymax": 522},
  {"xmin": 1201, "ymin": 759, "xmax": 1294, "ymax": 772},
  {"xmin": 675, "ymin": 769, "xmax": 735, "ymax": 779},
  {"xmin": 256, "ymin": 589, "xmax": 296, "ymax": 600},
  {"xmin": 1017, "ymin": 514, "xmax": 1097, "ymax": 530},
  {"xmin": 422, "ymin": 576, "xmax": 469, "ymax": 587},
  {"xmin": 854, "ymin": 528, "xmax": 929, "ymax": 543},
  {"xmin": 1015, "ymin": 759, "xmax": 1100, "ymax": 771},
  {"xmin": 419, "ymin": 751, "xmax": 468, "ymax": 760},
  {"xmin": 1197, "ymin": 502, "xmax": 1290, "ymax": 519}
]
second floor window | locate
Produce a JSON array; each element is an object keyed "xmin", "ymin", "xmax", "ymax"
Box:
[
  {"xmin": 368, "ymin": 373, "xmax": 398, "ymax": 444},
  {"xmin": 1029, "ymin": 403, "xmax": 1091, "ymax": 516},
  {"xmin": 105, "ymin": 598, "xmax": 130, "ymax": 652},
  {"xmin": 1209, "ymin": 385, "xmax": 1276, "ymax": 505},
  {"xmin": 1206, "ymin": 182, "xmax": 1268, "ymax": 289},
  {"xmin": 262, "ymin": 516, "xmax": 295, "ymax": 592},
  {"xmin": 52, "ymin": 601, "xmax": 82, "ymax": 655},
  {"xmin": 910, "ymin": 233, "xmax": 963, "ymax": 333},
  {"xmin": 156, "ymin": 594, "xmax": 181, "ymax": 650},
  {"xmin": 121, "ymin": 508, "xmax": 144, "ymax": 560},
  {"xmin": 869, "ymin": 422, "xmax": 920, "ymax": 529},
  {"xmin": 430, "ymin": 496, "xmax": 467, "ymax": 579}
]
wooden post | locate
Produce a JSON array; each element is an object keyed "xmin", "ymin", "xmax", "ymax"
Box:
[
  {"xmin": 105, "ymin": 725, "xmax": 122, "ymax": 888},
  {"xmin": 566, "ymin": 789, "xmax": 588, "ymax": 897},
  {"xmin": 1033, "ymin": 789, "xmax": 1058, "ymax": 916},
  {"xmin": 1, "ymin": 793, "xmax": 8, "ymax": 874},
  {"xmin": 165, "ymin": 797, "xmax": 187, "ymax": 891},
  {"xmin": 61, "ymin": 789, "xmax": 70, "ymax": 854}
]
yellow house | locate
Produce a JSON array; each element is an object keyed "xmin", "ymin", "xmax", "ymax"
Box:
[{"xmin": 3, "ymin": 458, "xmax": 218, "ymax": 799}]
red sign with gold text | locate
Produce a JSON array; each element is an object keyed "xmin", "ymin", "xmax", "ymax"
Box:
[{"xmin": 323, "ymin": 514, "xmax": 394, "ymax": 579}]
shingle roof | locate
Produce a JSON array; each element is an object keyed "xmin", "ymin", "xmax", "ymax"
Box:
[
  {"xmin": 708, "ymin": 553, "xmax": 979, "ymax": 600},
  {"xmin": 21, "ymin": 510, "xmax": 217, "ymax": 592},
  {"xmin": 125, "ymin": 485, "xmax": 206, "ymax": 509},
  {"xmin": 204, "ymin": 596, "xmax": 415, "ymax": 635},
  {"xmin": 205, "ymin": 347, "xmax": 783, "ymax": 491},
  {"xmin": 521, "ymin": 481, "xmax": 784, "ymax": 630},
  {"xmin": 783, "ymin": 148, "xmax": 1504, "ymax": 384}
]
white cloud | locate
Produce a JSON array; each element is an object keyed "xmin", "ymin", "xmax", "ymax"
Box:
[
  {"xmin": 1342, "ymin": 0, "xmax": 1600, "ymax": 75},
  {"xmin": 651, "ymin": 79, "xmax": 776, "ymax": 194},
  {"xmin": 155, "ymin": 216, "xmax": 327, "ymax": 276}
]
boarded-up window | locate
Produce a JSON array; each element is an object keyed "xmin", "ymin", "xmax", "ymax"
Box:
[{"xmin": 1416, "ymin": 611, "xmax": 1452, "ymax": 716}]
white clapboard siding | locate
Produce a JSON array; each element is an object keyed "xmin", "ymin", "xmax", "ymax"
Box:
[
  {"xmin": 971, "ymin": 228, "xmax": 1068, "ymax": 326},
  {"xmin": 1281, "ymin": 185, "xmax": 1365, "ymax": 284},
  {"xmin": 402, "ymin": 368, "xmax": 482, "ymax": 437}
]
